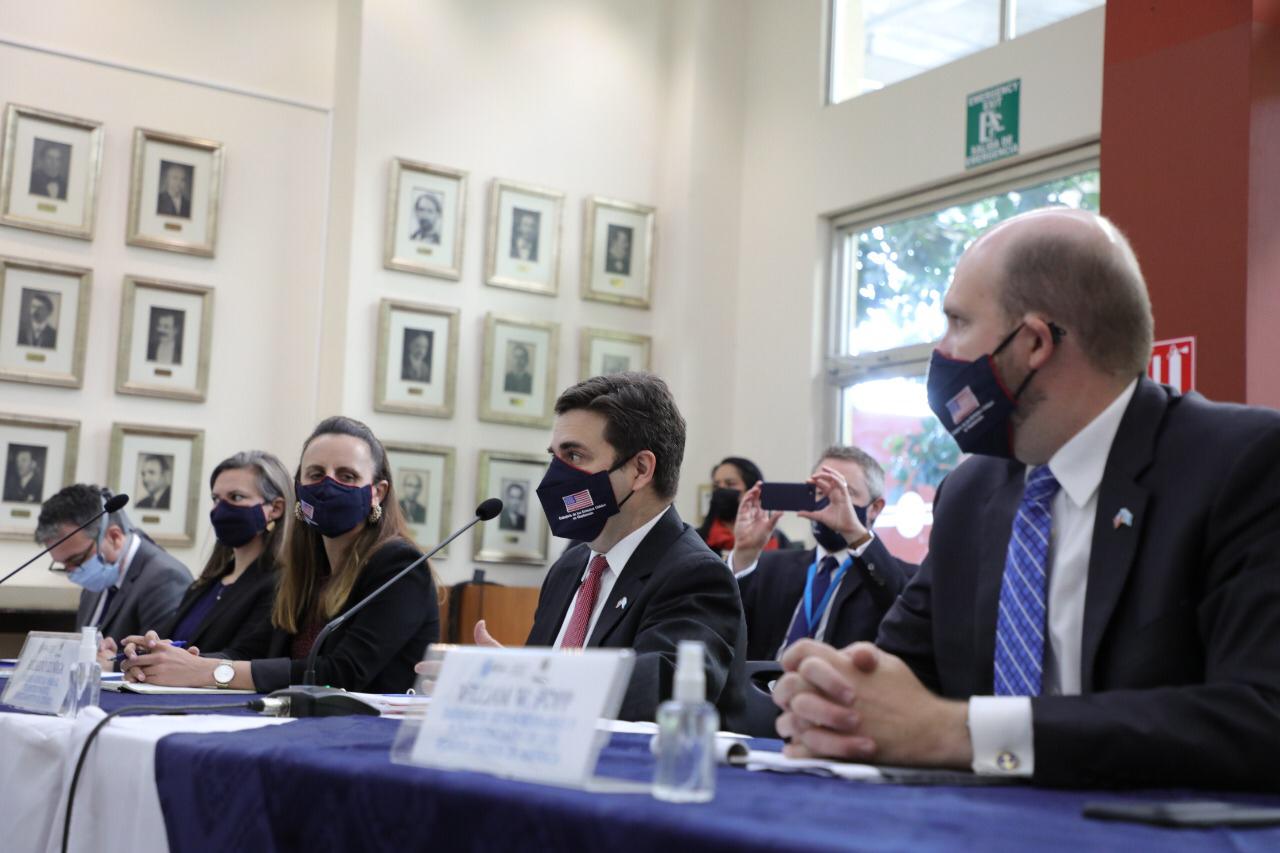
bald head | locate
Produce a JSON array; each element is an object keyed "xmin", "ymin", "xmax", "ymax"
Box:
[{"xmin": 963, "ymin": 208, "xmax": 1153, "ymax": 377}]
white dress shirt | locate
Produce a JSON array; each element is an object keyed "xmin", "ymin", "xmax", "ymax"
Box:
[
  {"xmin": 552, "ymin": 505, "xmax": 672, "ymax": 648},
  {"xmin": 87, "ymin": 532, "xmax": 142, "ymax": 628},
  {"xmin": 969, "ymin": 378, "xmax": 1138, "ymax": 776}
]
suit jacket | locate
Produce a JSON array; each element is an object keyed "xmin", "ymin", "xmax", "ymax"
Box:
[
  {"xmin": 739, "ymin": 539, "xmax": 907, "ymax": 661},
  {"xmin": 17, "ymin": 322, "xmax": 55, "ymax": 349},
  {"xmin": 77, "ymin": 535, "xmax": 192, "ymax": 641},
  {"xmin": 249, "ymin": 538, "xmax": 438, "ymax": 693},
  {"xmin": 29, "ymin": 170, "xmax": 66, "ymax": 199},
  {"xmin": 3, "ymin": 470, "xmax": 41, "ymax": 504},
  {"xmin": 526, "ymin": 507, "xmax": 748, "ymax": 725},
  {"xmin": 158, "ymin": 558, "xmax": 277, "ymax": 659},
  {"xmin": 157, "ymin": 191, "xmax": 190, "ymax": 217},
  {"xmin": 136, "ymin": 488, "xmax": 171, "ymax": 510},
  {"xmin": 877, "ymin": 378, "xmax": 1280, "ymax": 789}
]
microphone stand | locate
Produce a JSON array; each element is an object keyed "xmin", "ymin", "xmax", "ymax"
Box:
[{"xmin": 0, "ymin": 497, "xmax": 128, "ymax": 588}]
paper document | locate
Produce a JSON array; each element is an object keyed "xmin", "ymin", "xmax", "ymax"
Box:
[
  {"xmin": 101, "ymin": 682, "xmax": 256, "ymax": 695},
  {"xmin": 745, "ymin": 750, "xmax": 884, "ymax": 781}
]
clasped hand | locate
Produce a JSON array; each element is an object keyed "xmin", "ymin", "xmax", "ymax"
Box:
[{"xmin": 117, "ymin": 630, "xmax": 216, "ymax": 686}]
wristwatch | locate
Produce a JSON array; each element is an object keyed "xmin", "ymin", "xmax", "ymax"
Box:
[{"xmin": 213, "ymin": 662, "xmax": 235, "ymax": 689}]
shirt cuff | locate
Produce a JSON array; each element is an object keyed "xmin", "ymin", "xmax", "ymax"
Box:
[
  {"xmin": 849, "ymin": 530, "xmax": 876, "ymax": 558},
  {"xmin": 728, "ymin": 550, "xmax": 759, "ymax": 578},
  {"xmin": 968, "ymin": 696, "xmax": 1034, "ymax": 777}
]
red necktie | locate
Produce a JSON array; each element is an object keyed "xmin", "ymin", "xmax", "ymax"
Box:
[{"xmin": 560, "ymin": 555, "xmax": 609, "ymax": 649}]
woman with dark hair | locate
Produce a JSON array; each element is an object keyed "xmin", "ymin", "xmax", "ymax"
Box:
[
  {"xmin": 121, "ymin": 417, "xmax": 440, "ymax": 693},
  {"xmin": 117, "ymin": 451, "xmax": 291, "ymax": 666},
  {"xmin": 696, "ymin": 456, "xmax": 789, "ymax": 557}
]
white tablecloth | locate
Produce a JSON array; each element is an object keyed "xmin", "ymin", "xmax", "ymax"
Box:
[{"xmin": 0, "ymin": 709, "xmax": 292, "ymax": 853}]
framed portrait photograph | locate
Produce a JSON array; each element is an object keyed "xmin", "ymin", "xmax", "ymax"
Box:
[
  {"xmin": 115, "ymin": 276, "xmax": 214, "ymax": 401},
  {"xmin": 0, "ymin": 255, "xmax": 91, "ymax": 388},
  {"xmin": 0, "ymin": 414, "xmax": 79, "ymax": 540},
  {"xmin": 385, "ymin": 441, "xmax": 455, "ymax": 557},
  {"xmin": 474, "ymin": 450, "xmax": 548, "ymax": 565},
  {"xmin": 581, "ymin": 196, "xmax": 655, "ymax": 308},
  {"xmin": 695, "ymin": 483, "xmax": 713, "ymax": 526},
  {"xmin": 0, "ymin": 104, "xmax": 104, "ymax": 240},
  {"xmin": 485, "ymin": 178, "xmax": 563, "ymax": 296},
  {"xmin": 126, "ymin": 128, "xmax": 224, "ymax": 257},
  {"xmin": 383, "ymin": 157, "xmax": 468, "ymax": 279},
  {"xmin": 374, "ymin": 299, "xmax": 459, "ymax": 418},
  {"xmin": 579, "ymin": 327, "xmax": 652, "ymax": 381},
  {"xmin": 108, "ymin": 423, "xmax": 204, "ymax": 547},
  {"xmin": 479, "ymin": 313, "xmax": 559, "ymax": 429}
]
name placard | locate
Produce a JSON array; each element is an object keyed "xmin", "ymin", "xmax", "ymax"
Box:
[
  {"xmin": 409, "ymin": 647, "xmax": 634, "ymax": 787},
  {"xmin": 0, "ymin": 631, "xmax": 82, "ymax": 715}
]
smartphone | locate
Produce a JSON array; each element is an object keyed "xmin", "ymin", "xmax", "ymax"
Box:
[
  {"xmin": 759, "ymin": 482, "xmax": 830, "ymax": 513},
  {"xmin": 1083, "ymin": 800, "xmax": 1280, "ymax": 828}
]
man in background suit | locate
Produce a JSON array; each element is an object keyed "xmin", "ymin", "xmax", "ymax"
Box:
[
  {"xmin": 18, "ymin": 292, "xmax": 57, "ymax": 349},
  {"xmin": 28, "ymin": 141, "xmax": 68, "ymax": 200},
  {"xmin": 157, "ymin": 162, "xmax": 191, "ymax": 218},
  {"xmin": 4, "ymin": 447, "xmax": 43, "ymax": 504},
  {"xmin": 398, "ymin": 473, "xmax": 426, "ymax": 524},
  {"xmin": 775, "ymin": 208, "xmax": 1280, "ymax": 790},
  {"xmin": 733, "ymin": 445, "xmax": 907, "ymax": 662},
  {"xmin": 459, "ymin": 372, "xmax": 747, "ymax": 724},
  {"xmin": 136, "ymin": 455, "xmax": 172, "ymax": 510},
  {"xmin": 37, "ymin": 484, "xmax": 191, "ymax": 643}
]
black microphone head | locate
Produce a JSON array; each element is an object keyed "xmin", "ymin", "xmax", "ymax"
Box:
[
  {"xmin": 476, "ymin": 498, "xmax": 503, "ymax": 521},
  {"xmin": 104, "ymin": 494, "xmax": 130, "ymax": 512}
]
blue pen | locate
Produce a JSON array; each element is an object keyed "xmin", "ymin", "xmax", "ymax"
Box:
[{"xmin": 113, "ymin": 640, "xmax": 187, "ymax": 664}]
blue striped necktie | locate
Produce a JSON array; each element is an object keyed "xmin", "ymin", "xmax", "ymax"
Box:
[
  {"xmin": 993, "ymin": 464, "xmax": 1060, "ymax": 696},
  {"xmin": 783, "ymin": 554, "xmax": 839, "ymax": 648}
]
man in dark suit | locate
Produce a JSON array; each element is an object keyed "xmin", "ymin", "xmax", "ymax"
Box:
[
  {"xmin": 467, "ymin": 372, "xmax": 747, "ymax": 724},
  {"xmin": 28, "ymin": 140, "xmax": 68, "ymax": 200},
  {"xmin": 398, "ymin": 472, "xmax": 427, "ymax": 524},
  {"xmin": 3, "ymin": 446, "xmax": 43, "ymax": 504},
  {"xmin": 157, "ymin": 162, "xmax": 192, "ymax": 218},
  {"xmin": 774, "ymin": 208, "xmax": 1280, "ymax": 790},
  {"xmin": 135, "ymin": 455, "xmax": 172, "ymax": 510},
  {"xmin": 732, "ymin": 445, "xmax": 907, "ymax": 661},
  {"xmin": 37, "ymin": 484, "xmax": 191, "ymax": 643},
  {"xmin": 18, "ymin": 292, "xmax": 57, "ymax": 349}
]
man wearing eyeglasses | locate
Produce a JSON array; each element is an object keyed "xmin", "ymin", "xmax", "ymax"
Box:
[{"xmin": 36, "ymin": 484, "xmax": 191, "ymax": 652}]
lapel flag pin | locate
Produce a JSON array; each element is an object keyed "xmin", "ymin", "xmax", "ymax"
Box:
[
  {"xmin": 1113, "ymin": 508, "xmax": 1134, "ymax": 529},
  {"xmin": 616, "ymin": 596, "xmax": 628, "ymax": 610}
]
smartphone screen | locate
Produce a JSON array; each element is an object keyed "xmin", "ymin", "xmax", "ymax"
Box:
[{"xmin": 759, "ymin": 482, "xmax": 831, "ymax": 512}]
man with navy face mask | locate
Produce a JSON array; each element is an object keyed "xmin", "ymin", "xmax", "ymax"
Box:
[
  {"xmin": 774, "ymin": 208, "xmax": 1280, "ymax": 790},
  {"xmin": 37, "ymin": 484, "xmax": 191, "ymax": 643},
  {"xmin": 470, "ymin": 372, "xmax": 748, "ymax": 724}
]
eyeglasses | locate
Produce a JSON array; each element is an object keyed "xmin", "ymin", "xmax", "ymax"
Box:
[{"xmin": 48, "ymin": 539, "xmax": 97, "ymax": 574}]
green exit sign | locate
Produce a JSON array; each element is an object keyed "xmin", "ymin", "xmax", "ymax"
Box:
[{"xmin": 966, "ymin": 79, "xmax": 1021, "ymax": 169}]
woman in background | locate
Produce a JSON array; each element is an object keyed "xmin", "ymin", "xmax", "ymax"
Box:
[
  {"xmin": 121, "ymin": 417, "xmax": 439, "ymax": 693},
  {"xmin": 696, "ymin": 455, "xmax": 790, "ymax": 558}
]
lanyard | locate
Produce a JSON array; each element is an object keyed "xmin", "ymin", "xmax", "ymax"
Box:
[{"xmin": 802, "ymin": 553, "xmax": 854, "ymax": 636}]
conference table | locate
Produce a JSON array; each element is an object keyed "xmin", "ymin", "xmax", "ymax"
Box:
[{"xmin": 2, "ymin": 682, "xmax": 1279, "ymax": 852}]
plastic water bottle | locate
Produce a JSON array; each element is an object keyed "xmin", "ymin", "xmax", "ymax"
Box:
[
  {"xmin": 61, "ymin": 627, "xmax": 102, "ymax": 717},
  {"xmin": 653, "ymin": 641, "xmax": 718, "ymax": 802}
]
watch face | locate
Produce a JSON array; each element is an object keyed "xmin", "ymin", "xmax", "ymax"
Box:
[{"xmin": 214, "ymin": 663, "xmax": 234, "ymax": 684}]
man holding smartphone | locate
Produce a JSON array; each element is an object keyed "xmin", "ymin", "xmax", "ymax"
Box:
[{"xmin": 731, "ymin": 445, "xmax": 908, "ymax": 662}]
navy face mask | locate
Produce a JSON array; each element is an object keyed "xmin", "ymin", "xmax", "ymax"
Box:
[
  {"xmin": 707, "ymin": 488, "xmax": 741, "ymax": 522},
  {"xmin": 926, "ymin": 323, "xmax": 1057, "ymax": 459},
  {"xmin": 811, "ymin": 502, "xmax": 869, "ymax": 553},
  {"xmin": 296, "ymin": 478, "xmax": 372, "ymax": 539},
  {"xmin": 536, "ymin": 455, "xmax": 635, "ymax": 542},
  {"xmin": 210, "ymin": 501, "xmax": 268, "ymax": 547}
]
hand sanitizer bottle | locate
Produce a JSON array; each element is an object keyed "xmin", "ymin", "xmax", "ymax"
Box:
[
  {"xmin": 653, "ymin": 640, "xmax": 718, "ymax": 802},
  {"xmin": 61, "ymin": 627, "xmax": 102, "ymax": 717}
]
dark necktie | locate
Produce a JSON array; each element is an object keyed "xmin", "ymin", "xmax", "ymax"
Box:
[{"xmin": 783, "ymin": 554, "xmax": 840, "ymax": 649}]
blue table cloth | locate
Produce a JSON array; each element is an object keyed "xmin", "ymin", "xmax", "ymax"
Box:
[{"xmin": 153, "ymin": 716, "xmax": 1280, "ymax": 852}]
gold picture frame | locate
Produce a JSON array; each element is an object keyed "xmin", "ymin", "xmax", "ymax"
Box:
[
  {"xmin": 474, "ymin": 449, "xmax": 549, "ymax": 565},
  {"xmin": 0, "ymin": 413, "xmax": 80, "ymax": 540},
  {"xmin": 115, "ymin": 276, "xmax": 214, "ymax": 402},
  {"xmin": 479, "ymin": 313, "xmax": 560, "ymax": 429},
  {"xmin": 374, "ymin": 299, "xmax": 459, "ymax": 419},
  {"xmin": 126, "ymin": 127, "xmax": 224, "ymax": 257},
  {"xmin": 578, "ymin": 327, "xmax": 652, "ymax": 381},
  {"xmin": 581, "ymin": 196, "xmax": 656, "ymax": 309},
  {"xmin": 0, "ymin": 104, "xmax": 104, "ymax": 240},
  {"xmin": 108, "ymin": 422, "xmax": 205, "ymax": 547},
  {"xmin": 384, "ymin": 441, "xmax": 456, "ymax": 558},
  {"xmin": 383, "ymin": 157, "xmax": 468, "ymax": 279},
  {"xmin": 484, "ymin": 178, "xmax": 563, "ymax": 296},
  {"xmin": 0, "ymin": 255, "xmax": 92, "ymax": 389}
]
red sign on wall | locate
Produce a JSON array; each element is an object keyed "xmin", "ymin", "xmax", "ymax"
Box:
[{"xmin": 1149, "ymin": 336, "xmax": 1195, "ymax": 392}]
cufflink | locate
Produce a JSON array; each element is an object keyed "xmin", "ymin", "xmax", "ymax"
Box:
[{"xmin": 996, "ymin": 750, "xmax": 1020, "ymax": 772}]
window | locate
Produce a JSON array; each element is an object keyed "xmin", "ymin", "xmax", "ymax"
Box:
[
  {"xmin": 829, "ymin": 0, "xmax": 1105, "ymax": 104},
  {"xmin": 828, "ymin": 149, "xmax": 1099, "ymax": 562}
]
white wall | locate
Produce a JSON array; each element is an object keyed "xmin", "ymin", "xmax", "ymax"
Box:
[{"xmin": 0, "ymin": 5, "xmax": 336, "ymax": 608}]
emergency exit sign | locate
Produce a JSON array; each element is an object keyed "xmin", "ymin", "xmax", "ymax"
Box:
[{"xmin": 966, "ymin": 79, "xmax": 1021, "ymax": 168}]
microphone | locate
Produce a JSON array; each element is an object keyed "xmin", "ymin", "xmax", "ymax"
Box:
[
  {"xmin": 0, "ymin": 494, "xmax": 129, "ymax": 588},
  {"xmin": 269, "ymin": 498, "xmax": 504, "ymax": 717}
]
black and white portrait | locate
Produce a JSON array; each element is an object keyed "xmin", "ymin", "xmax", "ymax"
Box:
[
  {"xmin": 146, "ymin": 307, "xmax": 185, "ymax": 365},
  {"xmin": 156, "ymin": 160, "xmax": 194, "ymax": 218},
  {"xmin": 135, "ymin": 453, "xmax": 174, "ymax": 510},
  {"xmin": 400, "ymin": 328, "xmax": 434, "ymax": 383},
  {"xmin": 3, "ymin": 443, "xmax": 47, "ymax": 504},
  {"xmin": 397, "ymin": 469, "xmax": 429, "ymax": 524},
  {"xmin": 28, "ymin": 138, "xmax": 71, "ymax": 201},
  {"xmin": 605, "ymin": 224, "xmax": 633, "ymax": 276},
  {"xmin": 503, "ymin": 341, "xmax": 534, "ymax": 395},
  {"xmin": 409, "ymin": 189, "xmax": 443, "ymax": 245},
  {"xmin": 17, "ymin": 288, "xmax": 60, "ymax": 350},
  {"xmin": 499, "ymin": 479, "xmax": 528, "ymax": 532},
  {"xmin": 509, "ymin": 207, "xmax": 540, "ymax": 262}
]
